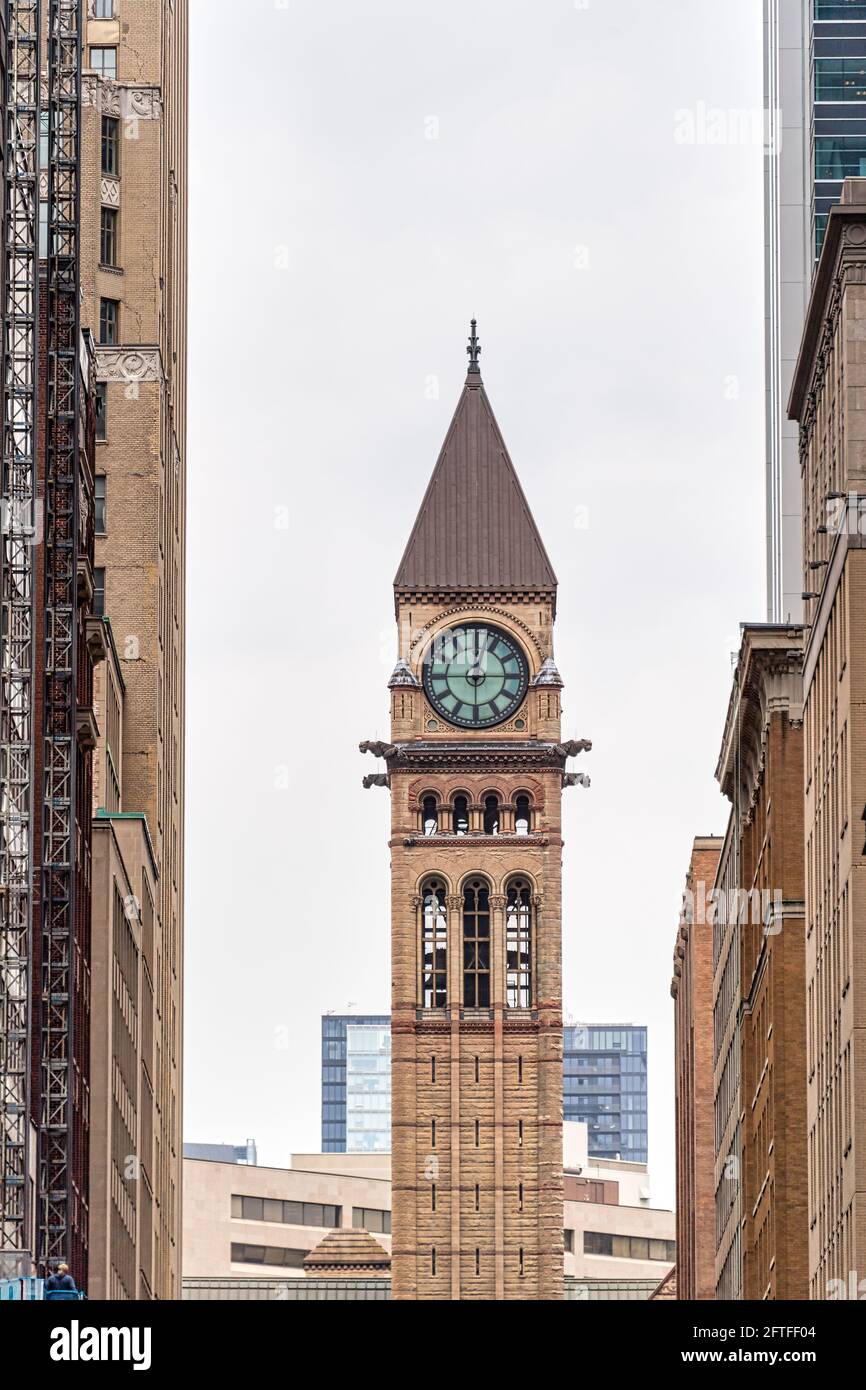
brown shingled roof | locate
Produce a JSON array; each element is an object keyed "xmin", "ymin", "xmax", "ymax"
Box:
[
  {"xmin": 394, "ymin": 371, "xmax": 557, "ymax": 597},
  {"xmin": 303, "ymin": 1227, "xmax": 391, "ymax": 1278}
]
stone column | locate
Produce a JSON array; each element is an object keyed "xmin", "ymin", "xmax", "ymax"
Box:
[{"xmin": 499, "ymin": 803, "xmax": 515, "ymax": 834}]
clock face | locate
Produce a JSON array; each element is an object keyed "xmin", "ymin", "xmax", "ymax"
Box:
[{"xmin": 421, "ymin": 623, "xmax": 529, "ymax": 729}]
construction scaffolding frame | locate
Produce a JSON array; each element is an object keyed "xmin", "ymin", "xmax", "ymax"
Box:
[
  {"xmin": 40, "ymin": 0, "xmax": 84, "ymax": 1272},
  {"xmin": 0, "ymin": 0, "xmax": 40, "ymax": 1258}
]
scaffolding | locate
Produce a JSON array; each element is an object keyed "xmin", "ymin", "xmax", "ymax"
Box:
[
  {"xmin": 0, "ymin": 0, "xmax": 40, "ymax": 1257},
  {"xmin": 40, "ymin": 0, "xmax": 84, "ymax": 1272}
]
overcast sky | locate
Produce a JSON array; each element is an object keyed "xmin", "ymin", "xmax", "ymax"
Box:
[{"xmin": 184, "ymin": 0, "xmax": 765, "ymax": 1208}]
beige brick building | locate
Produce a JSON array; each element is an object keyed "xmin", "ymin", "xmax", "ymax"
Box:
[
  {"xmin": 789, "ymin": 177, "xmax": 866, "ymax": 1297},
  {"xmin": 671, "ymin": 835, "xmax": 722, "ymax": 1301},
  {"xmin": 79, "ymin": 0, "xmax": 187, "ymax": 1299},
  {"xmin": 363, "ymin": 331, "xmax": 588, "ymax": 1299}
]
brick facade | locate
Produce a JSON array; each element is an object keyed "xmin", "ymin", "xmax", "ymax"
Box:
[
  {"xmin": 713, "ymin": 626, "xmax": 808, "ymax": 1300},
  {"xmin": 672, "ymin": 836, "xmax": 722, "ymax": 1300},
  {"xmin": 789, "ymin": 177, "xmax": 866, "ymax": 1297}
]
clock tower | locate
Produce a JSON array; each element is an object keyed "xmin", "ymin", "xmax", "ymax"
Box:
[{"xmin": 362, "ymin": 323, "xmax": 589, "ymax": 1300}]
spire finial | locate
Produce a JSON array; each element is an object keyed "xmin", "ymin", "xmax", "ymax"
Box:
[{"xmin": 466, "ymin": 318, "xmax": 481, "ymax": 375}]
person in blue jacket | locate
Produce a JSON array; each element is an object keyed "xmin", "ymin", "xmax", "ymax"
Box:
[{"xmin": 45, "ymin": 1263, "xmax": 77, "ymax": 1293}]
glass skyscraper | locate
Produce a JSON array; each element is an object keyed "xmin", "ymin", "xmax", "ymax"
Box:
[
  {"xmin": 321, "ymin": 1015, "xmax": 391, "ymax": 1152},
  {"xmin": 764, "ymin": 0, "xmax": 866, "ymax": 624},
  {"xmin": 562, "ymin": 1024, "xmax": 648, "ymax": 1164},
  {"xmin": 812, "ymin": 2, "xmax": 866, "ymax": 256}
]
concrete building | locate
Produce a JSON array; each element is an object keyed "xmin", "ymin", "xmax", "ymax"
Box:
[
  {"xmin": 321, "ymin": 1015, "xmax": 391, "ymax": 1153},
  {"xmin": 182, "ymin": 1123, "xmax": 674, "ymax": 1299},
  {"xmin": 671, "ymin": 836, "xmax": 722, "ymax": 1301},
  {"xmin": 183, "ymin": 1141, "xmax": 258, "ymax": 1166},
  {"xmin": 764, "ymin": 1, "xmax": 866, "ymax": 622},
  {"xmin": 713, "ymin": 625, "xmax": 808, "ymax": 1300},
  {"xmin": 79, "ymin": 0, "xmax": 189, "ymax": 1300},
  {"xmin": 563, "ymin": 1024, "xmax": 648, "ymax": 1164},
  {"xmin": 365, "ymin": 324, "xmax": 588, "ymax": 1300},
  {"xmin": 788, "ymin": 176, "xmax": 866, "ymax": 1298}
]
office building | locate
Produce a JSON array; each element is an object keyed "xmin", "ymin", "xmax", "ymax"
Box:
[
  {"xmin": 712, "ymin": 625, "xmax": 808, "ymax": 1300},
  {"xmin": 671, "ymin": 836, "xmax": 723, "ymax": 1301},
  {"xmin": 788, "ymin": 176, "xmax": 866, "ymax": 1297},
  {"xmin": 321, "ymin": 1015, "xmax": 390, "ymax": 1153},
  {"xmin": 563, "ymin": 1024, "xmax": 648, "ymax": 1165},
  {"xmin": 764, "ymin": 0, "xmax": 866, "ymax": 621},
  {"xmin": 80, "ymin": 0, "xmax": 189, "ymax": 1299}
]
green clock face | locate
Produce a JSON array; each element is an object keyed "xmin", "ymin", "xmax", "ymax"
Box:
[{"xmin": 422, "ymin": 623, "xmax": 529, "ymax": 728}]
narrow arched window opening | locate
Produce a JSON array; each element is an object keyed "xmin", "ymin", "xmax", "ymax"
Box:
[
  {"xmin": 422, "ymin": 880, "xmax": 447, "ymax": 1008},
  {"xmin": 452, "ymin": 795, "xmax": 469, "ymax": 835},
  {"xmin": 422, "ymin": 795, "xmax": 438, "ymax": 836},
  {"xmin": 483, "ymin": 795, "xmax": 499, "ymax": 835},
  {"xmin": 506, "ymin": 879, "xmax": 532, "ymax": 1008},
  {"xmin": 463, "ymin": 879, "xmax": 490, "ymax": 1007},
  {"xmin": 515, "ymin": 795, "xmax": 531, "ymax": 835}
]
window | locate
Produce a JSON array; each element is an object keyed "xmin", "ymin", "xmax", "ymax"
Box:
[
  {"xmin": 352, "ymin": 1206, "xmax": 391, "ymax": 1234},
  {"xmin": 230, "ymin": 1243, "xmax": 306, "ymax": 1269},
  {"xmin": 95, "ymin": 0, "xmax": 114, "ymax": 16},
  {"xmin": 93, "ymin": 568, "xmax": 105, "ymax": 618},
  {"xmin": 39, "ymin": 201, "xmax": 48, "ymax": 259},
  {"xmin": 583, "ymin": 1230, "xmax": 675, "ymax": 1261},
  {"xmin": 95, "ymin": 476, "xmax": 107, "ymax": 533},
  {"xmin": 230, "ymin": 1194, "xmax": 340, "ymax": 1228},
  {"xmin": 452, "ymin": 795, "xmax": 469, "ymax": 835},
  {"xmin": 506, "ymin": 879, "xmax": 532, "ymax": 1008},
  {"xmin": 39, "ymin": 112, "xmax": 49, "ymax": 169},
  {"xmin": 100, "ymin": 206, "xmax": 118, "ymax": 266},
  {"xmin": 815, "ymin": 3, "xmax": 866, "ymax": 17},
  {"xmin": 815, "ymin": 57, "xmax": 866, "ymax": 103},
  {"xmin": 90, "ymin": 46, "xmax": 117, "ymax": 80},
  {"xmin": 422, "ymin": 795, "xmax": 438, "ymax": 836},
  {"xmin": 463, "ymin": 879, "xmax": 490, "ymax": 1007},
  {"xmin": 483, "ymin": 794, "xmax": 499, "ymax": 835},
  {"xmin": 515, "ymin": 794, "xmax": 531, "ymax": 835},
  {"xmin": 99, "ymin": 297, "xmax": 119, "ymax": 344},
  {"xmin": 95, "ymin": 382, "xmax": 108, "ymax": 441},
  {"xmin": 421, "ymin": 880, "xmax": 447, "ymax": 1008},
  {"xmin": 102, "ymin": 116, "xmax": 120, "ymax": 176}
]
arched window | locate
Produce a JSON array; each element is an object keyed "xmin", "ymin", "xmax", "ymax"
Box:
[
  {"xmin": 422, "ymin": 880, "xmax": 447, "ymax": 1007},
  {"xmin": 463, "ymin": 879, "xmax": 490, "ymax": 1007},
  {"xmin": 506, "ymin": 879, "xmax": 532, "ymax": 1008},
  {"xmin": 422, "ymin": 795, "xmax": 438, "ymax": 836},
  {"xmin": 483, "ymin": 795, "xmax": 499, "ymax": 836},
  {"xmin": 452, "ymin": 795, "xmax": 469, "ymax": 835},
  {"xmin": 515, "ymin": 795, "xmax": 531, "ymax": 836}
]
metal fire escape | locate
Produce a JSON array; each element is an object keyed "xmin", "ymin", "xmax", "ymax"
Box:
[
  {"xmin": 40, "ymin": 0, "xmax": 84, "ymax": 1272},
  {"xmin": 0, "ymin": 0, "xmax": 40, "ymax": 1259}
]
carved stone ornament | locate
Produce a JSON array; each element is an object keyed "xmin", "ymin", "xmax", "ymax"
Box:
[
  {"xmin": 359, "ymin": 740, "xmax": 396, "ymax": 758},
  {"xmin": 362, "ymin": 773, "xmax": 389, "ymax": 789},
  {"xmin": 82, "ymin": 76, "xmax": 163, "ymax": 122},
  {"xmin": 95, "ymin": 347, "xmax": 163, "ymax": 384}
]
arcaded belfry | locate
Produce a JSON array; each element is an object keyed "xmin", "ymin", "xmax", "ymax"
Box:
[{"xmin": 361, "ymin": 322, "xmax": 590, "ymax": 1300}]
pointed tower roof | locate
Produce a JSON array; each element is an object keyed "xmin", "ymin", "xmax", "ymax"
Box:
[{"xmin": 394, "ymin": 321, "xmax": 557, "ymax": 608}]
